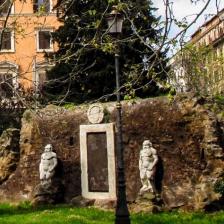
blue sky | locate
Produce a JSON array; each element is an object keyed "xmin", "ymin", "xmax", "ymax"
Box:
[{"xmin": 152, "ymin": 0, "xmax": 224, "ymax": 53}]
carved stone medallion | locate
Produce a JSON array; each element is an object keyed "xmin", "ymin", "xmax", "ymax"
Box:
[{"xmin": 87, "ymin": 104, "xmax": 104, "ymax": 124}]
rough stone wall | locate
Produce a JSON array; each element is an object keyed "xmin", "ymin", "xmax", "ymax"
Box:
[
  {"xmin": 0, "ymin": 128, "xmax": 20, "ymax": 185},
  {"xmin": 0, "ymin": 95, "xmax": 223, "ymax": 211},
  {"xmin": 0, "ymin": 106, "xmax": 84, "ymax": 202}
]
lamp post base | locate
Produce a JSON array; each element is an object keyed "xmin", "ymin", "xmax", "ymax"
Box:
[{"xmin": 115, "ymin": 216, "xmax": 131, "ymax": 224}]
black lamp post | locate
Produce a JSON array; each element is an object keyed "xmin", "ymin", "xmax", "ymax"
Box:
[{"xmin": 106, "ymin": 6, "xmax": 131, "ymax": 224}]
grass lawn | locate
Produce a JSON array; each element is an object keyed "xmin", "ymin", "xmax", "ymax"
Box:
[{"xmin": 0, "ymin": 202, "xmax": 224, "ymax": 224}]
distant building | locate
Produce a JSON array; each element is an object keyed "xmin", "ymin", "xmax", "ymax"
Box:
[
  {"xmin": 168, "ymin": 53, "xmax": 189, "ymax": 93},
  {"xmin": 0, "ymin": 0, "xmax": 61, "ymax": 97},
  {"xmin": 169, "ymin": 9, "xmax": 224, "ymax": 94},
  {"xmin": 191, "ymin": 8, "xmax": 224, "ymax": 50}
]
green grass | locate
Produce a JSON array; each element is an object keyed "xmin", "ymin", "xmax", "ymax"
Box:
[{"xmin": 0, "ymin": 203, "xmax": 224, "ymax": 224}]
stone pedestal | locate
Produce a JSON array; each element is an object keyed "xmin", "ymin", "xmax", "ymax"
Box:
[
  {"xmin": 32, "ymin": 179, "xmax": 64, "ymax": 205},
  {"xmin": 71, "ymin": 196, "xmax": 116, "ymax": 210},
  {"xmin": 71, "ymin": 195, "xmax": 95, "ymax": 207},
  {"xmin": 130, "ymin": 192, "xmax": 163, "ymax": 213}
]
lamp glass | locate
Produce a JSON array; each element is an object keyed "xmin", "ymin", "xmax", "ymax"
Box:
[{"xmin": 107, "ymin": 15, "xmax": 123, "ymax": 34}]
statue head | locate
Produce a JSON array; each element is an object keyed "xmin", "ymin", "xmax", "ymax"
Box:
[
  {"xmin": 44, "ymin": 144, "xmax": 53, "ymax": 152},
  {"xmin": 143, "ymin": 140, "xmax": 152, "ymax": 149}
]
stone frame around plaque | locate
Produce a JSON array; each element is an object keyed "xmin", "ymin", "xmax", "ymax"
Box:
[{"xmin": 80, "ymin": 123, "xmax": 116, "ymax": 200}]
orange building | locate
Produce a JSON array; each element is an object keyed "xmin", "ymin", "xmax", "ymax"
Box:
[{"xmin": 0, "ymin": 0, "xmax": 61, "ymax": 97}]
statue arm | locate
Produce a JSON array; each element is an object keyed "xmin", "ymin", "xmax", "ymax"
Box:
[
  {"xmin": 39, "ymin": 161, "xmax": 44, "ymax": 180},
  {"xmin": 150, "ymin": 150, "xmax": 158, "ymax": 170},
  {"xmin": 39, "ymin": 154, "xmax": 44, "ymax": 171},
  {"xmin": 49, "ymin": 157, "xmax": 58, "ymax": 172},
  {"xmin": 139, "ymin": 154, "xmax": 142, "ymax": 170},
  {"xmin": 39, "ymin": 162, "xmax": 42, "ymax": 172}
]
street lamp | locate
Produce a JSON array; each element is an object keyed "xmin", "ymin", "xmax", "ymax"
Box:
[{"xmin": 106, "ymin": 6, "xmax": 131, "ymax": 224}]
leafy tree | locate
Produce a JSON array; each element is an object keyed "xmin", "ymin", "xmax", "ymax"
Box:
[
  {"xmin": 44, "ymin": 0, "xmax": 168, "ymax": 104},
  {"xmin": 170, "ymin": 44, "xmax": 224, "ymax": 96}
]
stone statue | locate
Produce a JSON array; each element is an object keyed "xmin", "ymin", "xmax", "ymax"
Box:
[
  {"xmin": 33, "ymin": 144, "xmax": 64, "ymax": 205},
  {"xmin": 39, "ymin": 144, "xmax": 57, "ymax": 184},
  {"xmin": 139, "ymin": 140, "xmax": 158, "ymax": 194}
]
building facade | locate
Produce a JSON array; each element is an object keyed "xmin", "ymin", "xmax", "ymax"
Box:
[
  {"xmin": 169, "ymin": 9, "xmax": 224, "ymax": 94},
  {"xmin": 0, "ymin": 0, "xmax": 61, "ymax": 97}
]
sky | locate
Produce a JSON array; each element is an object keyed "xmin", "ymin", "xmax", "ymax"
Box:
[{"xmin": 152, "ymin": 0, "xmax": 224, "ymax": 54}]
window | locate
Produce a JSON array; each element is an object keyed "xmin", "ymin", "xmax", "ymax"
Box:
[
  {"xmin": 0, "ymin": 73, "xmax": 14, "ymax": 97},
  {"xmin": 35, "ymin": 71, "xmax": 47, "ymax": 92},
  {"xmin": 0, "ymin": 0, "xmax": 12, "ymax": 15},
  {"xmin": 33, "ymin": 60, "xmax": 54, "ymax": 94},
  {"xmin": 0, "ymin": 61, "xmax": 18, "ymax": 98},
  {"xmin": 36, "ymin": 30, "xmax": 53, "ymax": 52},
  {"xmin": 0, "ymin": 30, "xmax": 14, "ymax": 52},
  {"xmin": 33, "ymin": 0, "xmax": 50, "ymax": 13}
]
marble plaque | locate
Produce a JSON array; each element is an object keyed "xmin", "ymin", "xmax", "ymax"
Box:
[{"xmin": 87, "ymin": 132, "xmax": 108, "ymax": 192}]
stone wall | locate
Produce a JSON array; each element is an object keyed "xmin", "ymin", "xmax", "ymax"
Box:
[{"xmin": 0, "ymin": 95, "xmax": 223, "ymax": 211}]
